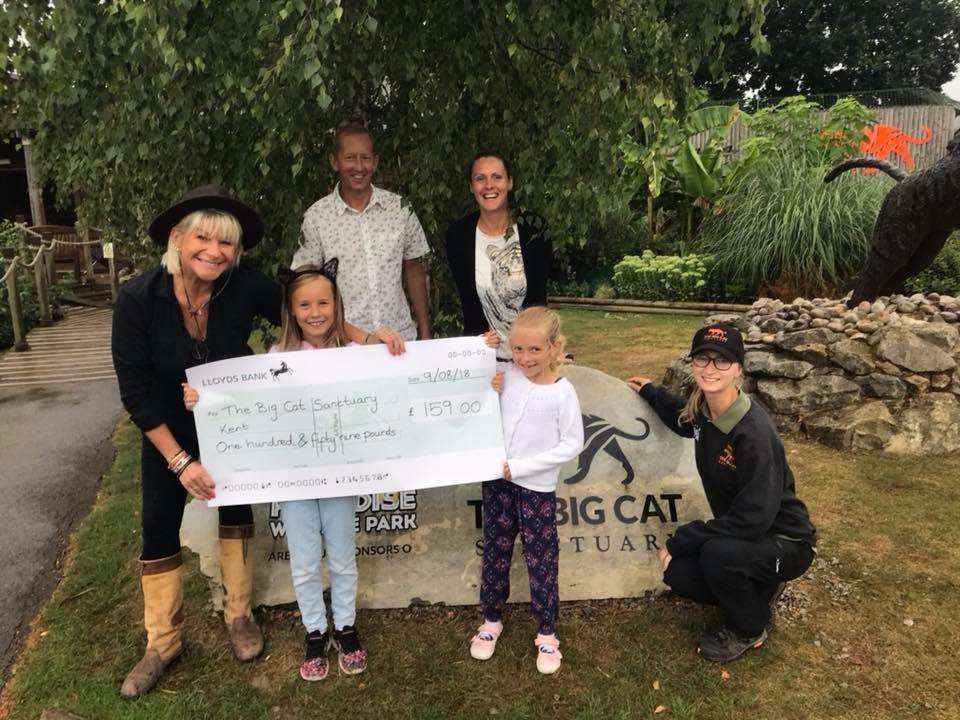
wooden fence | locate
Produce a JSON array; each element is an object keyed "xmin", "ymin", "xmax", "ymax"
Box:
[{"xmin": 692, "ymin": 104, "xmax": 958, "ymax": 171}]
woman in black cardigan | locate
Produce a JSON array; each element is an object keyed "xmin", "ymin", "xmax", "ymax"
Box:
[{"xmin": 445, "ymin": 152, "xmax": 551, "ymax": 358}]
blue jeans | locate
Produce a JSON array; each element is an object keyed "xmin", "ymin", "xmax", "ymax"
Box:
[{"xmin": 281, "ymin": 496, "xmax": 358, "ymax": 633}]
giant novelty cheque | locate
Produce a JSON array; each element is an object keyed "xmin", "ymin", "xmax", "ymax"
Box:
[{"xmin": 186, "ymin": 336, "xmax": 504, "ymax": 507}]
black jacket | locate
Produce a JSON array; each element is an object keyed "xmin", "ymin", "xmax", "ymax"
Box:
[
  {"xmin": 445, "ymin": 210, "xmax": 551, "ymax": 335},
  {"xmin": 111, "ymin": 265, "xmax": 281, "ymax": 443},
  {"xmin": 639, "ymin": 384, "xmax": 816, "ymax": 557}
]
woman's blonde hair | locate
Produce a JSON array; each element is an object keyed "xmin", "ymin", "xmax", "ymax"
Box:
[
  {"xmin": 160, "ymin": 209, "xmax": 243, "ymax": 275},
  {"xmin": 511, "ymin": 306, "xmax": 566, "ymax": 371},
  {"xmin": 277, "ymin": 265, "xmax": 348, "ymax": 351},
  {"xmin": 679, "ymin": 387, "xmax": 706, "ymax": 424}
]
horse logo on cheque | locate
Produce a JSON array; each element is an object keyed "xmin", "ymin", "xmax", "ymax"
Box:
[
  {"xmin": 564, "ymin": 413, "xmax": 651, "ymax": 487},
  {"xmin": 270, "ymin": 361, "xmax": 293, "ymax": 380}
]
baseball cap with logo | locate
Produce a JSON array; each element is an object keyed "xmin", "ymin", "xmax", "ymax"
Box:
[{"xmin": 690, "ymin": 324, "xmax": 745, "ymax": 365}]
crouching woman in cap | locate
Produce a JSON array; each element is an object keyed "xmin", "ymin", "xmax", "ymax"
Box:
[
  {"xmin": 626, "ymin": 324, "xmax": 816, "ymax": 663},
  {"xmin": 111, "ymin": 185, "xmax": 280, "ymax": 697}
]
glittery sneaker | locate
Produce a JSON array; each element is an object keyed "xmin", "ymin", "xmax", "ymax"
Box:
[
  {"xmin": 332, "ymin": 625, "xmax": 367, "ymax": 675},
  {"xmin": 299, "ymin": 630, "xmax": 330, "ymax": 681}
]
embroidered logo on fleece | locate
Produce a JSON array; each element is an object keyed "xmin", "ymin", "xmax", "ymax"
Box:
[{"xmin": 717, "ymin": 443, "xmax": 736, "ymax": 469}]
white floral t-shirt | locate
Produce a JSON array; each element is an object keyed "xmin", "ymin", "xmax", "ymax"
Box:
[{"xmin": 294, "ymin": 184, "xmax": 430, "ymax": 340}]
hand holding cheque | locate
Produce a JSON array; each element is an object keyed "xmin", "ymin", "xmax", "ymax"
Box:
[{"xmin": 185, "ymin": 336, "xmax": 504, "ymax": 506}]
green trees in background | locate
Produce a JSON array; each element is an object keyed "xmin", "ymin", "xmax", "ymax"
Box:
[
  {"xmin": 0, "ymin": 0, "xmax": 764, "ymax": 279},
  {"xmin": 705, "ymin": 0, "xmax": 960, "ymax": 101}
]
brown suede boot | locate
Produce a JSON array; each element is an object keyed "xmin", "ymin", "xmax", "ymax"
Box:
[
  {"xmin": 120, "ymin": 552, "xmax": 184, "ymax": 699},
  {"xmin": 219, "ymin": 524, "xmax": 264, "ymax": 662}
]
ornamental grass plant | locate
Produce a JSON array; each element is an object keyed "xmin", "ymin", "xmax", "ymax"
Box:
[
  {"xmin": 696, "ymin": 148, "xmax": 894, "ymax": 298},
  {"xmin": 695, "ymin": 96, "xmax": 894, "ymax": 299}
]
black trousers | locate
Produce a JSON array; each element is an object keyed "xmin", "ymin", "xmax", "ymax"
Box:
[
  {"xmin": 140, "ymin": 435, "xmax": 253, "ymax": 560},
  {"xmin": 663, "ymin": 535, "xmax": 814, "ymax": 637}
]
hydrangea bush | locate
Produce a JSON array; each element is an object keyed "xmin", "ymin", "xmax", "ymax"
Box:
[{"xmin": 613, "ymin": 250, "xmax": 713, "ymax": 301}]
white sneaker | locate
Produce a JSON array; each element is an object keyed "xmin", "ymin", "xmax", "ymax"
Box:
[
  {"xmin": 535, "ymin": 634, "xmax": 562, "ymax": 674},
  {"xmin": 469, "ymin": 621, "xmax": 503, "ymax": 661}
]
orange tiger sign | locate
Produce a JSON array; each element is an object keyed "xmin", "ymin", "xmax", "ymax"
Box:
[{"xmin": 859, "ymin": 124, "xmax": 932, "ymax": 173}]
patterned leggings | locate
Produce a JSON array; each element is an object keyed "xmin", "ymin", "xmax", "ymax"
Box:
[{"xmin": 479, "ymin": 478, "xmax": 559, "ymax": 635}]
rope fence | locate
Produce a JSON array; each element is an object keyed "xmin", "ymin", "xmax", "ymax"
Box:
[{"xmin": 2, "ymin": 224, "xmax": 120, "ymax": 353}]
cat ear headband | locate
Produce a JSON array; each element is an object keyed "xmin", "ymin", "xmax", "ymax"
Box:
[{"xmin": 277, "ymin": 257, "xmax": 339, "ymax": 287}]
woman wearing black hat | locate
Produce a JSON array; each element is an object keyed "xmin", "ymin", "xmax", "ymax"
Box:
[
  {"xmin": 626, "ymin": 324, "xmax": 816, "ymax": 663},
  {"xmin": 112, "ymin": 186, "xmax": 404, "ymax": 698},
  {"xmin": 111, "ymin": 185, "xmax": 282, "ymax": 697}
]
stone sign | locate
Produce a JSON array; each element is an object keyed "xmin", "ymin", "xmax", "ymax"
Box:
[{"xmin": 181, "ymin": 365, "xmax": 709, "ymax": 609}]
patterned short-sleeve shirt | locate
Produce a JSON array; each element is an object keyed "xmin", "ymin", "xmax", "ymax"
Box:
[{"xmin": 293, "ymin": 184, "xmax": 430, "ymax": 340}]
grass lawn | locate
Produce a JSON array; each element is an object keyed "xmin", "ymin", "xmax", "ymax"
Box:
[{"xmin": 1, "ymin": 310, "xmax": 957, "ymax": 720}]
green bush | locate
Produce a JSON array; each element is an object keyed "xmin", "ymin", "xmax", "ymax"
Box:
[
  {"xmin": 613, "ymin": 251, "xmax": 714, "ymax": 301},
  {"xmin": 905, "ymin": 232, "xmax": 960, "ymax": 296},
  {"xmin": 593, "ymin": 282, "xmax": 616, "ymax": 300},
  {"xmin": 547, "ymin": 278, "xmax": 594, "ymax": 298},
  {"xmin": 0, "ymin": 219, "xmax": 20, "ymax": 250},
  {"xmin": 1, "ymin": 265, "xmax": 38, "ymax": 350},
  {"xmin": 550, "ymin": 216, "xmax": 652, "ymax": 298}
]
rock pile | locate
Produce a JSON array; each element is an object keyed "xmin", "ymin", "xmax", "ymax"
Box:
[{"xmin": 667, "ymin": 293, "xmax": 960, "ymax": 455}]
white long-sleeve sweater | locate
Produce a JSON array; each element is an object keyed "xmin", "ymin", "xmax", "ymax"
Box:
[{"xmin": 499, "ymin": 361, "xmax": 584, "ymax": 493}]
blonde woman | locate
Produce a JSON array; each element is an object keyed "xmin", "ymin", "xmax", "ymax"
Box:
[
  {"xmin": 112, "ymin": 186, "xmax": 401, "ymax": 698},
  {"xmin": 111, "ymin": 185, "xmax": 281, "ymax": 697},
  {"xmin": 627, "ymin": 324, "xmax": 816, "ymax": 663}
]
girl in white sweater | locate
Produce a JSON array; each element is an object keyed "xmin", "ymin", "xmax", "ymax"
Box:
[{"xmin": 470, "ymin": 306, "xmax": 584, "ymax": 674}]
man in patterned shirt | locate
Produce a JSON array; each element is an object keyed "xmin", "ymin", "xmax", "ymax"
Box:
[{"xmin": 294, "ymin": 123, "xmax": 431, "ymax": 341}]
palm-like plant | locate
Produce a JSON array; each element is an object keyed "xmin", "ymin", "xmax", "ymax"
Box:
[{"xmin": 620, "ymin": 88, "xmax": 741, "ymax": 252}]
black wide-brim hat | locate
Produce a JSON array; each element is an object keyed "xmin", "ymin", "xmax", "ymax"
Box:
[{"xmin": 148, "ymin": 184, "xmax": 264, "ymax": 248}]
